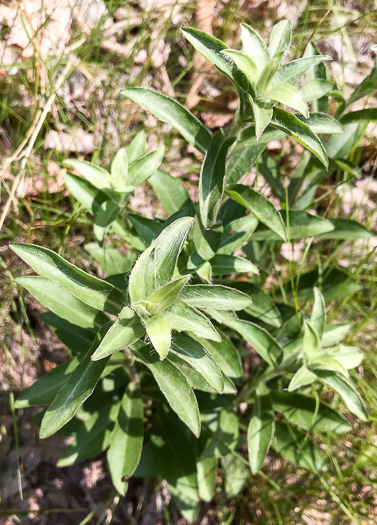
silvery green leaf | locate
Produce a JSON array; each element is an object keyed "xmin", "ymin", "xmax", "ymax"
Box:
[
  {"xmin": 148, "ymin": 170, "xmax": 190, "ymax": 215},
  {"xmin": 250, "ymin": 98, "xmax": 273, "ymax": 140},
  {"xmin": 221, "ymin": 49, "xmax": 258, "ymax": 84},
  {"xmin": 107, "ymin": 381, "xmax": 144, "ymax": 495},
  {"xmin": 296, "ymin": 113, "xmax": 343, "ymax": 135},
  {"xmin": 85, "ymin": 243, "xmax": 136, "ymax": 277},
  {"xmin": 135, "ymin": 275, "xmax": 190, "ymax": 316},
  {"xmin": 268, "ymin": 20, "xmax": 291, "ymax": 58},
  {"xmin": 206, "ymin": 309, "xmax": 282, "ymax": 368},
  {"xmin": 241, "ymin": 23, "xmax": 269, "ymax": 72},
  {"xmin": 125, "ymin": 146, "xmax": 165, "ymax": 191},
  {"xmin": 111, "ymin": 147, "xmax": 128, "ymax": 192},
  {"xmin": 40, "ymin": 324, "xmax": 112, "ymax": 438},
  {"xmin": 197, "ymin": 457, "xmax": 217, "ymax": 502},
  {"xmin": 179, "ymin": 284, "xmax": 251, "ymax": 311},
  {"xmin": 265, "ymin": 82, "xmax": 308, "ymax": 117},
  {"xmin": 164, "ymin": 300, "xmax": 221, "ymax": 342},
  {"xmin": 218, "ymin": 215, "xmax": 258, "ymax": 255},
  {"xmin": 248, "ymin": 385, "xmax": 274, "ymax": 473},
  {"xmin": 192, "ymin": 220, "xmax": 223, "ymax": 262},
  {"xmin": 128, "ymin": 245, "xmax": 157, "ymax": 304},
  {"xmin": 276, "ymin": 55, "xmax": 331, "ymax": 86},
  {"xmin": 322, "ymin": 323, "xmax": 351, "ymax": 347},
  {"xmin": 143, "ymin": 314, "xmax": 171, "ymax": 360},
  {"xmin": 301, "ymin": 79, "xmax": 334, "ymax": 102},
  {"xmin": 133, "ymin": 347, "xmax": 200, "ymax": 436},
  {"xmin": 121, "ymin": 88, "xmax": 211, "ymax": 154},
  {"xmin": 273, "ymin": 422, "xmax": 327, "ymax": 473},
  {"xmin": 256, "ymin": 53, "xmax": 284, "ymax": 94},
  {"xmin": 303, "ymin": 320, "xmax": 321, "ymax": 360},
  {"xmin": 251, "ymin": 210, "xmax": 334, "ymax": 240},
  {"xmin": 63, "ymin": 159, "xmax": 112, "ymax": 191},
  {"xmin": 222, "ymin": 453, "xmax": 248, "ymax": 497},
  {"xmin": 126, "ymin": 130, "xmax": 146, "ymax": 163},
  {"xmin": 303, "ymin": 42, "xmax": 329, "ymax": 113},
  {"xmin": 91, "ymin": 307, "xmax": 145, "ymax": 360},
  {"xmin": 192, "ymin": 328, "xmax": 242, "ymax": 383},
  {"xmin": 227, "ymin": 184, "xmax": 287, "ymax": 241},
  {"xmin": 271, "ymin": 391, "xmax": 351, "ymax": 433},
  {"xmin": 288, "ymin": 365, "xmax": 317, "ymax": 391},
  {"xmin": 16, "ymin": 276, "xmax": 108, "ymax": 331},
  {"xmin": 171, "ymin": 333, "xmax": 224, "ymax": 392},
  {"xmin": 199, "ymin": 129, "xmax": 234, "ymax": 228},
  {"xmin": 271, "ymin": 108, "xmax": 328, "ymax": 167},
  {"xmin": 311, "ymin": 287, "xmax": 326, "ymax": 339},
  {"xmin": 211, "ymin": 254, "xmax": 259, "ymax": 276},
  {"xmin": 314, "ymin": 370, "xmax": 367, "ymax": 421},
  {"xmin": 325, "ymin": 345, "xmax": 363, "ymax": 370},
  {"xmin": 10, "ymin": 243, "xmax": 126, "ymax": 315}
]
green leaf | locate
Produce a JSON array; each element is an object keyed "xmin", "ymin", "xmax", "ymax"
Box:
[
  {"xmin": 221, "ymin": 49, "xmax": 258, "ymax": 84},
  {"xmin": 93, "ymin": 199, "xmax": 120, "ymax": 245},
  {"xmin": 301, "ymin": 79, "xmax": 334, "ymax": 102},
  {"xmin": 303, "ymin": 42, "xmax": 329, "ymax": 113},
  {"xmin": 121, "ymin": 88, "xmax": 211, "ymax": 154},
  {"xmin": 125, "ymin": 146, "xmax": 165, "ymax": 191},
  {"xmin": 85, "ymin": 243, "xmax": 136, "ymax": 277},
  {"xmin": 57, "ymin": 403, "xmax": 119, "ymax": 467},
  {"xmin": 202, "ymin": 409, "xmax": 239, "ymax": 457},
  {"xmin": 311, "ymin": 287, "xmax": 326, "ymax": 339},
  {"xmin": 241, "ymin": 23, "xmax": 269, "ymax": 72},
  {"xmin": 143, "ymin": 314, "xmax": 171, "ymax": 360},
  {"xmin": 273, "ymin": 422, "xmax": 327, "ymax": 473},
  {"xmin": 271, "ymin": 108, "xmax": 328, "ymax": 167},
  {"xmin": 126, "ymin": 130, "xmax": 146, "ymax": 163},
  {"xmin": 258, "ymin": 156, "xmax": 285, "ymax": 200},
  {"xmin": 318, "ymin": 218, "xmax": 373, "ymax": 239},
  {"xmin": 227, "ymin": 126, "xmax": 284, "ymax": 184},
  {"xmin": 227, "ymin": 184, "xmax": 287, "ymax": 241},
  {"xmin": 63, "ymin": 159, "xmax": 112, "ymax": 191},
  {"xmin": 248, "ymin": 385, "xmax": 275, "ymax": 473},
  {"xmin": 16, "ymin": 276, "xmax": 108, "ymax": 331},
  {"xmin": 232, "ymin": 282, "xmax": 282, "ymax": 328},
  {"xmin": 10, "ymin": 244, "xmax": 127, "ymax": 315},
  {"xmin": 250, "ymin": 99, "xmax": 273, "ymax": 140},
  {"xmin": 91, "ymin": 307, "xmax": 145, "ymax": 360},
  {"xmin": 172, "ymin": 357, "xmax": 236, "ymax": 394},
  {"xmin": 127, "ymin": 214, "xmax": 162, "ymax": 245},
  {"xmin": 340, "ymin": 108, "xmax": 377, "ymax": 124},
  {"xmin": 212, "ymin": 254, "xmax": 259, "ymax": 276},
  {"xmin": 128, "ymin": 245, "xmax": 157, "ymax": 304},
  {"xmin": 276, "ymin": 55, "xmax": 331, "ymax": 86},
  {"xmin": 256, "ymin": 53, "xmax": 284, "ymax": 94},
  {"xmin": 207, "ymin": 310, "xmax": 282, "ymax": 368},
  {"xmin": 222, "ymin": 453, "xmax": 248, "ymax": 498},
  {"xmin": 325, "ymin": 122, "xmax": 367, "ymax": 159},
  {"xmin": 181, "ymin": 27, "xmax": 248, "ymax": 91},
  {"xmin": 268, "ymin": 20, "xmax": 291, "ymax": 58},
  {"xmin": 135, "ymin": 275, "xmax": 190, "ymax": 317},
  {"xmin": 346, "ymin": 56, "xmax": 377, "ymax": 107},
  {"xmin": 134, "ymin": 347, "xmax": 200, "ymax": 436},
  {"xmin": 271, "ymin": 391, "xmax": 351, "ymax": 433},
  {"xmin": 296, "ymin": 113, "xmax": 344, "ymax": 135},
  {"xmin": 322, "ymin": 323, "xmax": 351, "ymax": 347},
  {"xmin": 197, "ymin": 457, "xmax": 217, "ymax": 502},
  {"xmin": 40, "ymin": 325, "xmax": 113, "ymax": 438},
  {"xmin": 179, "ymin": 284, "xmax": 252, "ymax": 311},
  {"xmin": 218, "ymin": 215, "xmax": 258, "ymax": 255},
  {"xmin": 251, "ymin": 210, "xmax": 334, "ymax": 240},
  {"xmin": 192, "ymin": 328, "xmax": 242, "ymax": 384},
  {"xmin": 199, "ymin": 129, "xmax": 234, "ymax": 228},
  {"xmin": 154, "ymin": 217, "xmax": 195, "ymax": 288},
  {"xmin": 111, "ymin": 147, "xmax": 128, "ymax": 192},
  {"xmin": 15, "ymin": 358, "xmax": 79, "ymax": 408},
  {"xmin": 107, "ymin": 381, "xmax": 144, "ymax": 495},
  {"xmin": 191, "ymin": 220, "xmax": 223, "ymax": 262},
  {"xmin": 303, "ymin": 320, "xmax": 321, "ymax": 360},
  {"xmin": 265, "ymin": 83, "xmax": 308, "ymax": 117},
  {"xmin": 171, "ymin": 333, "xmax": 224, "ymax": 393},
  {"xmin": 148, "ymin": 170, "xmax": 190, "ymax": 215},
  {"xmin": 314, "ymin": 370, "xmax": 368, "ymax": 421},
  {"xmin": 325, "ymin": 345, "xmax": 363, "ymax": 370},
  {"xmin": 288, "ymin": 365, "xmax": 317, "ymax": 391},
  {"xmin": 164, "ymin": 300, "xmax": 221, "ymax": 342}
]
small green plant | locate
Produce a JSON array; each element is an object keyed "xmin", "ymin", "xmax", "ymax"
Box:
[{"xmin": 12, "ymin": 20, "xmax": 375, "ymax": 520}]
